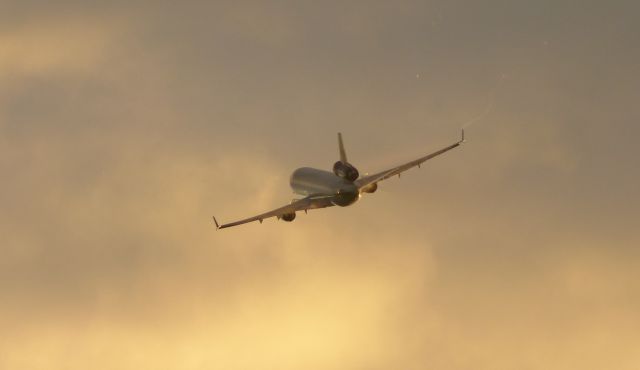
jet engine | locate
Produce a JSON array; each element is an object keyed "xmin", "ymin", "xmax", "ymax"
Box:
[
  {"xmin": 333, "ymin": 161, "xmax": 359, "ymax": 182},
  {"xmin": 361, "ymin": 182, "xmax": 378, "ymax": 193},
  {"xmin": 281, "ymin": 212, "xmax": 296, "ymax": 222}
]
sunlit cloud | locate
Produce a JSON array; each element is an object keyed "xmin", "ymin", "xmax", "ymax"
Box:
[
  {"xmin": 1, "ymin": 1, "xmax": 639, "ymax": 369},
  {"xmin": 0, "ymin": 16, "xmax": 125, "ymax": 78}
]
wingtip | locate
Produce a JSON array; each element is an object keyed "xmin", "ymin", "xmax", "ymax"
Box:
[
  {"xmin": 212, "ymin": 216, "xmax": 220, "ymax": 230},
  {"xmin": 460, "ymin": 129, "xmax": 466, "ymax": 143}
]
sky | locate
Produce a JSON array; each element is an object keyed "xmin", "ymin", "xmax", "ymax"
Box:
[{"xmin": 1, "ymin": 1, "xmax": 639, "ymax": 369}]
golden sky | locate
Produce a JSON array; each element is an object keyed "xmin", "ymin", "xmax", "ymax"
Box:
[{"xmin": 1, "ymin": 1, "xmax": 639, "ymax": 369}]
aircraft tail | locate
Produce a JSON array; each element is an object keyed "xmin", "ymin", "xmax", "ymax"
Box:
[
  {"xmin": 333, "ymin": 132, "xmax": 359, "ymax": 181},
  {"xmin": 338, "ymin": 132, "xmax": 348, "ymax": 163}
]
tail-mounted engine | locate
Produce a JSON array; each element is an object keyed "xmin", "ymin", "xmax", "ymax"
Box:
[{"xmin": 333, "ymin": 161, "xmax": 359, "ymax": 182}]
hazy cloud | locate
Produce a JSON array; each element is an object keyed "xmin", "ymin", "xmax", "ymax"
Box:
[{"xmin": 1, "ymin": 1, "xmax": 639, "ymax": 369}]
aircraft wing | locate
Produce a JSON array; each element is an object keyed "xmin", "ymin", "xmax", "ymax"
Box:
[
  {"xmin": 355, "ymin": 130, "xmax": 465, "ymax": 190},
  {"xmin": 213, "ymin": 194, "xmax": 335, "ymax": 229}
]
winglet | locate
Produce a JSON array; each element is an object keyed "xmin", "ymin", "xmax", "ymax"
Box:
[
  {"xmin": 459, "ymin": 129, "xmax": 466, "ymax": 144},
  {"xmin": 212, "ymin": 216, "xmax": 220, "ymax": 230}
]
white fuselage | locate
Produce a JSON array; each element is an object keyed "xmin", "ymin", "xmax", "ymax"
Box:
[{"xmin": 289, "ymin": 167, "xmax": 360, "ymax": 207}]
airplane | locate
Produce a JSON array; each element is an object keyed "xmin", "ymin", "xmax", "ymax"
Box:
[{"xmin": 213, "ymin": 130, "xmax": 465, "ymax": 229}]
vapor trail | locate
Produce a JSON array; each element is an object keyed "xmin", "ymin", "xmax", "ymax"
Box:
[{"xmin": 461, "ymin": 74, "xmax": 506, "ymax": 129}]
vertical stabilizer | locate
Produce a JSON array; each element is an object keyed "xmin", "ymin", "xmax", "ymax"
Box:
[
  {"xmin": 338, "ymin": 132, "xmax": 348, "ymax": 163},
  {"xmin": 333, "ymin": 133, "xmax": 359, "ymax": 181}
]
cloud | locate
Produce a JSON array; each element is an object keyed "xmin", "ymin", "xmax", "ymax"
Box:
[
  {"xmin": 1, "ymin": 1, "xmax": 639, "ymax": 369},
  {"xmin": 0, "ymin": 16, "xmax": 125, "ymax": 79}
]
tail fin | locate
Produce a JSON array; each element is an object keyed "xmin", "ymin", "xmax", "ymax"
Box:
[{"xmin": 338, "ymin": 132, "xmax": 348, "ymax": 163}]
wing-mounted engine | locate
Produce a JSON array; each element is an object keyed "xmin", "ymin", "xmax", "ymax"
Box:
[
  {"xmin": 333, "ymin": 161, "xmax": 359, "ymax": 182},
  {"xmin": 281, "ymin": 212, "xmax": 296, "ymax": 222},
  {"xmin": 360, "ymin": 182, "xmax": 377, "ymax": 193}
]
